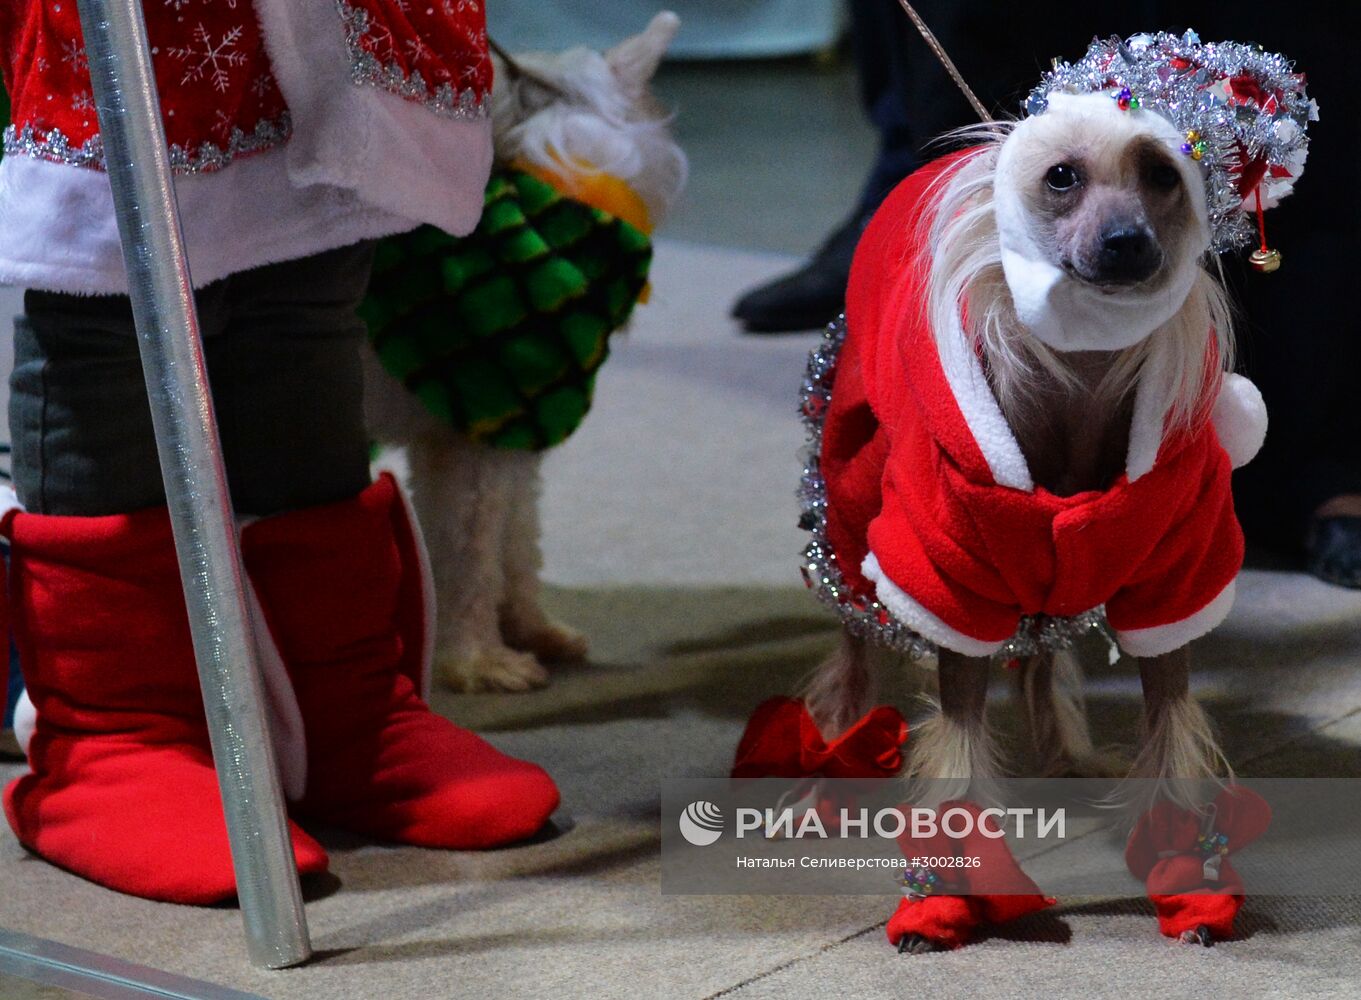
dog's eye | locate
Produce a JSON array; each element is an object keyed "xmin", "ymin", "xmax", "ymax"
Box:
[
  {"xmin": 1045, "ymin": 164, "xmax": 1079, "ymax": 192},
  {"xmin": 1146, "ymin": 161, "xmax": 1181, "ymax": 192}
]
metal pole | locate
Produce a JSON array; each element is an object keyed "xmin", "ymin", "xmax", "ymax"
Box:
[{"xmin": 74, "ymin": 0, "xmax": 311, "ymax": 970}]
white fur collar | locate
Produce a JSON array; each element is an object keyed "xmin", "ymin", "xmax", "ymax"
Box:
[
  {"xmin": 993, "ymin": 92, "xmax": 1210, "ymax": 353},
  {"xmin": 935, "ymin": 306, "xmax": 1172, "ymax": 491}
]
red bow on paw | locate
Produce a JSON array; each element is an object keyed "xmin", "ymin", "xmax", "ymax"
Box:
[
  {"xmin": 731, "ymin": 697, "xmax": 907, "ymax": 780},
  {"xmin": 887, "ymin": 800, "xmax": 1054, "ymax": 950},
  {"xmin": 1124, "ymin": 785, "xmax": 1271, "ymax": 939}
]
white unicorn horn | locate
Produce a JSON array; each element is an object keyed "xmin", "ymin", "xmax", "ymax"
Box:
[{"xmin": 605, "ymin": 11, "xmax": 680, "ymax": 94}]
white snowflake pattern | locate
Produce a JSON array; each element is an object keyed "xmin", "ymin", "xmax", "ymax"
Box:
[
  {"xmin": 163, "ymin": 0, "xmax": 192, "ymax": 10},
  {"xmin": 71, "ymin": 90, "xmax": 95, "ymax": 112},
  {"xmin": 60, "ymin": 39, "xmax": 88, "ymax": 73},
  {"xmin": 250, "ymin": 73, "xmax": 274, "ymax": 98},
  {"xmin": 168, "ymin": 22, "xmax": 247, "ymax": 93},
  {"xmin": 212, "ymin": 108, "xmax": 234, "ymax": 138},
  {"xmin": 363, "ymin": 18, "xmax": 397, "ymax": 62},
  {"xmin": 403, "ymin": 36, "xmax": 432, "ymax": 64}
]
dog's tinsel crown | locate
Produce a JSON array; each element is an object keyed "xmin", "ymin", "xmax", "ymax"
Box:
[{"xmin": 1024, "ymin": 30, "xmax": 1318, "ymax": 254}]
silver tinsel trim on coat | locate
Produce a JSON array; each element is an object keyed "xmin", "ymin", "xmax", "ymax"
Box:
[
  {"xmin": 1025, "ymin": 30, "xmax": 1317, "ymax": 254},
  {"xmin": 2, "ymin": 114, "xmax": 291, "ymax": 175},
  {"xmin": 797, "ymin": 315, "xmax": 1111, "ymax": 661},
  {"xmin": 336, "ymin": 2, "xmax": 489, "ymax": 120}
]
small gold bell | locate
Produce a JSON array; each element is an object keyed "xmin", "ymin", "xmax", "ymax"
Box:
[{"xmin": 1249, "ymin": 247, "xmax": 1282, "ymax": 273}]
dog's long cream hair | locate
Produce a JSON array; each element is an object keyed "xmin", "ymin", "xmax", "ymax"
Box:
[{"xmin": 919, "ymin": 126, "xmax": 1236, "ymax": 434}]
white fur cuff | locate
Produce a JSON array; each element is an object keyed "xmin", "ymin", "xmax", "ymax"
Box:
[
  {"xmin": 862, "ymin": 553, "xmax": 1006, "ymax": 657},
  {"xmin": 1115, "ymin": 579, "xmax": 1237, "ymax": 658}
]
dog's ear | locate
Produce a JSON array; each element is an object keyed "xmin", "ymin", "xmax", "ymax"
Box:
[{"xmin": 605, "ymin": 11, "xmax": 680, "ymax": 95}]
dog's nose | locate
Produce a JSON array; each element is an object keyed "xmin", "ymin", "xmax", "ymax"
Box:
[{"xmin": 1096, "ymin": 225, "xmax": 1160, "ymax": 283}]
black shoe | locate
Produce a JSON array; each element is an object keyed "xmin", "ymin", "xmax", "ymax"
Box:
[
  {"xmin": 1305, "ymin": 517, "xmax": 1361, "ymax": 588},
  {"xmin": 732, "ymin": 211, "xmax": 870, "ymax": 334}
]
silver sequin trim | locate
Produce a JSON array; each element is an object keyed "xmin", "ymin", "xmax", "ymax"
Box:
[
  {"xmin": 797, "ymin": 315, "xmax": 1112, "ymax": 661},
  {"xmin": 3, "ymin": 114, "xmax": 292, "ymax": 175},
  {"xmin": 336, "ymin": 2, "xmax": 488, "ymax": 120}
]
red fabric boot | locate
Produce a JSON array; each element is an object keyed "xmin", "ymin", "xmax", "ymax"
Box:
[
  {"xmin": 240, "ymin": 474, "xmax": 560, "ymax": 848},
  {"xmin": 2, "ymin": 505, "xmax": 328, "ymax": 904},
  {"xmin": 887, "ymin": 801, "xmax": 1053, "ymax": 950},
  {"xmin": 1125, "ymin": 785, "xmax": 1271, "ymax": 941}
]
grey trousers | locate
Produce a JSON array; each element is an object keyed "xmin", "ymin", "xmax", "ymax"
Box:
[{"xmin": 9, "ymin": 242, "xmax": 376, "ymax": 517}]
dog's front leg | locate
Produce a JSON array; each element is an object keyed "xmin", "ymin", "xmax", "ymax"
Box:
[
  {"xmin": 407, "ymin": 436, "xmax": 549, "ymax": 692},
  {"xmin": 906, "ymin": 650, "xmax": 999, "ymax": 792},
  {"xmin": 1132, "ymin": 646, "xmax": 1227, "ymax": 793},
  {"xmin": 891, "ymin": 651, "xmax": 1055, "ymax": 955},
  {"xmin": 1131, "ymin": 646, "xmax": 1234, "ymax": 946}
]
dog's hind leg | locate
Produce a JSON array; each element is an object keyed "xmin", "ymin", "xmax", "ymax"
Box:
[
  {"xmin": 802, "ymin": 630, "xmax": 875, "ymax": 740},
  {"xmin": 498, "ymin": 450, "xmax": 589, "ymax": 665},
  {"xmin": 1015, "ymin": 649, "xmax": 1126, "ymax": 778},
  {"xmin": 408, "ymin": 435, "xmax": 549, "ymax": 692}
]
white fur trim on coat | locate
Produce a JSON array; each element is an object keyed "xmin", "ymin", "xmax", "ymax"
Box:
[
  {"xmin": 1211, "ymin": 373, "xmax": 1268, "ymax": 469},
  {"xmin": 1115, "ymin": 579, "xmax": 1237, "ymax": 658},
  {"xmin": 936, "ymin": 306, "xmax": 1033, "ymax": 491},
  {"xmin": 0, "ymin": 149, "xmax": 418, "ymax": 295},
  {"xmin": 863, "ymin": 552, "xmax": 1006, "ymax": 657},
  {"xmin": 935, "ymin": 301, "xmax": 1172, "ymax": 490},
  {"xmin": 253, "ymin": 0, "xmax": 491, "ymax": 240}
]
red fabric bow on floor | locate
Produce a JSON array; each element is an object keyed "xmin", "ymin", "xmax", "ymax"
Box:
[
  {"xmin": 886, "ymin": 800, "xmax": 1054, "ymax": 950},
  {"xmin": 731, "ymin": 697, "xmax": 907, "ymax": 780},
  {"xmin": 1124, "ymin": 784, "xmax": 1271, "ymax": 939},
  {"xmin": 730, "ymin": 696, "xmax": 907, "ymax": 836}
]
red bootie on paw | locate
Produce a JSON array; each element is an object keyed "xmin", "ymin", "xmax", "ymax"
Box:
[
  {"xmin": 1125, "ymin": 785, "xmax": 1271, "ymax": 940},
  {"xmin": 887, "ymin": 813, "xmax": 980, "ymax": 950},
  {"xmin": 887, "ymin": 800, "xmax": 1053, "ymax": 951},
  {"xmin": 2, "ymin": 506, "xmax": 328, "ymax": 905},
  {"xmin": 241, "ymin": 474, "xmax": 559, "ymax": 849}
]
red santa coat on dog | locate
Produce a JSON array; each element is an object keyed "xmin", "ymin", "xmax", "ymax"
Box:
[
  {"xmin": 0, "ymin": 1, "xmax": 492, "ymax": 293},
  {"xmin": 822, "ymin": 151, "xmax": 1265, "ymax": 658}
]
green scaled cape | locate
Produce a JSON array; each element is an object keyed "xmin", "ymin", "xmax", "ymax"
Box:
[{"xmin": 360, "ymin": 167, "xmax": 653, "ymax": 450}]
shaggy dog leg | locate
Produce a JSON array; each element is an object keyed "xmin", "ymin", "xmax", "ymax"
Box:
[
  {"xmin": 802, "ymin": 631, "xmax": 875, "ymax": 740},
  {"xmin": 1131, "ymin": 647, "xmax": 1228, "ymax": 804},
  {"xmin": 908, "ymin": 650, "xmax": 1001, "ymax": 802},
  {"xmin": 1016, "ymin": 649, "xmax": 1126, "ymax": 777},
  {"xmin": 1128, "ymin": 646, "xmax": 1233, "ymax": 946},
  {"xmin": 408, "ymin": 436, "xmax": 548, "ymax": 692},
  {"xmin": 498, "ymin": 450, "xmax": 589, "ymax": 664}
]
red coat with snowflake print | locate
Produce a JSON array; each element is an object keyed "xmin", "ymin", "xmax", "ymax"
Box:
[{"xmin": 0, "ymin": 1, "xmax": 494, "ymax": 293}]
